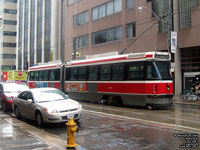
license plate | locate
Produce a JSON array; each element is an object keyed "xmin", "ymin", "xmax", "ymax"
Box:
[{"xmin": 68, "ymin": 114, "xmax": 74, "ymax": 119}]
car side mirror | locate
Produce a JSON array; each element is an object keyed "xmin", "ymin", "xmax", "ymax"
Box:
[{"xmin": 27, "ymin": 99, "xmax": 33, "ymax": 103}]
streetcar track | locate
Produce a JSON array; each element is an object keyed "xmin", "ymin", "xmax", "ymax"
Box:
[
  {"xmin": 82, "ymin": 103, "xmax": 200, "ymax": 127},
  {"xmin": 84, "ymin": 109, "xmax": 200, "ymax": 134}
]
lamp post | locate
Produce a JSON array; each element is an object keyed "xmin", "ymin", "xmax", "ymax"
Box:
[
  {"xmin": 138, "ymin": 5, "xmax": 172, "ymax": 53},
  {"xmin": 138, "ymin": 6, "xmax": 163, "ymax": 23}
]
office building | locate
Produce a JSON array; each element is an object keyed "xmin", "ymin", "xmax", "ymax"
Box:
[
  {"xmin": 0, "ymin": 0, "xmax": 17, "ymax": 78},
  {"xmin": 16, "ymin": 0, "xmax": 65, "ymax": 70},
  {"xmin": 65, "ymin": 0, "xmax": 200, "ymax": 98}
]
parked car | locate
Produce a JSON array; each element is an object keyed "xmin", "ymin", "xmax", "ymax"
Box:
[
  {"xmin": 12, "ymin": 88, "xmax": 83, "ymax": 126},
  {"xmin": 0, "ymin": 83, "xmax": 29, "ymax": 111}
]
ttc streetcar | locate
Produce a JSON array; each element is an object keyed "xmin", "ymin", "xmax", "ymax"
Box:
[{"xmin": 27, "ymin": 51, "xmax": 173, "ymax": 109}]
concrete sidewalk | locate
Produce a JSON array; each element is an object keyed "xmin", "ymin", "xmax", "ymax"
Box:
[
  {"xmin": 0, "ymin": 111, "xmax": 58, "ymax": 150},
  {"xmin": 173, "ymin": 96, "xmax": 200, "ymax": 106}
]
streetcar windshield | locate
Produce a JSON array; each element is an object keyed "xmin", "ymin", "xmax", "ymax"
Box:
[{"xmin": 154, "ymin": 61, "xmax": 171, "ymax": 80}]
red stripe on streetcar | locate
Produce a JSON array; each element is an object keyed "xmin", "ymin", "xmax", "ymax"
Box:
[
  {"xmin": 97, "ymin": 83, "xmax": 173, "ymax": 95},
  {"xmin": 146, "ymin": 54, "xmax": 153, "ymax": 58}
]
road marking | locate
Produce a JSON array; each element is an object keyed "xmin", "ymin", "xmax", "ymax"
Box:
[
  {"xmin": 82, "ymin": 104, "xmax": 200, "ymax": 124},
  {"xmin": 84, "ymin": 109, "xmax": 200, "ymax": 134}
]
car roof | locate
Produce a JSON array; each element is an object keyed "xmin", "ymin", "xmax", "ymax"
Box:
[
  {"xmin": 28, "ymin": 87, "xmax": 58, "ymax": 92},
  {"xmin": 1, "ymin": 83, "xmax": 29, "ymax": 91}
]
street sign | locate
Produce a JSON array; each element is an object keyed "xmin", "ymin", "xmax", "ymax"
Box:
[
  {"xmin": 171, "ymin": 62, "xmax": 175, "ymax": 72},
  {"xmin": 171, "ymin": 31, "xmax": 177, "ymax": 53}
]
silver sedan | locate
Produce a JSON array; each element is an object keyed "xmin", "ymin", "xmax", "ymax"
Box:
[{"xmin": 12, "ymin": 88, "xmax": 83, "ymax": 126}]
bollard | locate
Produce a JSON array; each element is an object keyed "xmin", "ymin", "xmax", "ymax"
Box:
[{"xmin": 66, "ymin": 118, "xmax": 78, "ymax": 149}]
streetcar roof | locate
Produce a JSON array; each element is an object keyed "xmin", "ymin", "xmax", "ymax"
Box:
[
  {"xmin": 66, "ymin": 51, "xmax": 170, "ymax": 67},
  {"xmin": 29, "ymin": 60, "xmax": 63, "ymax": 71}
]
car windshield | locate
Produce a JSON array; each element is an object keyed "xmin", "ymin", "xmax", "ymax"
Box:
[
  {"xmin": 4, "ymin": 84, "xmax": 29, "ymax": 93},
  {"xmin": 34, "ymin": 89, "xmax": 68, "ymax": 103}
]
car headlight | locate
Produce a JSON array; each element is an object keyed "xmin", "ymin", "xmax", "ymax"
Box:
[
  {"xmin": 77, "ymin": 104, "xmax": 82, "ymax": 110},
  {"xmin": 44, "ymin": 108, "xmax": 58, "ymax": 113}
]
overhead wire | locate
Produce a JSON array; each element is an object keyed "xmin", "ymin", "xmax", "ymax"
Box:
[{"xmin": 9, "ymin": 1, "xmax": 200, "ymax": 64}]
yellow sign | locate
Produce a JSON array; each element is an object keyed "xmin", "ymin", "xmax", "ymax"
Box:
[
  {"xmin": 6, "ymin": 71, "xmax": 27, "ymax": 81},
  {"xmin": 7, "ymin": 71, "xmax": 14, "ymax": 80},
  {"xmin": 14, "ymin": 71, "xmax": 27, "ymax": 80}
]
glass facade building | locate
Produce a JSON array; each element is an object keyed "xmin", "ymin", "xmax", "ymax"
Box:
[{"xmin": 16, "ymin": 0, "xmax": 62, "ymax": 70}]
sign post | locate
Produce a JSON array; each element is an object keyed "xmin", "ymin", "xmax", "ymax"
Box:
[{"xmin": 171, "ymin": 31, "xmax": 177, "ymax": 53}]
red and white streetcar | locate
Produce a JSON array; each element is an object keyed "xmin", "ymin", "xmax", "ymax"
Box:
[
  {"xmin": 27, "ymin": 51, "xmax": 173, "ymax": 109},
  {"xmin": 64, "ymin": 51, "xmax": 173, "ymax": 109}
]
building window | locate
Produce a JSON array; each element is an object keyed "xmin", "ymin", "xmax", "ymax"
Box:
[
  {"xmin": 74, "ymin": 34, "xmax": 89, "ymax": 49},
  {"xmin": 3, "ymin": 31, "xmax": 16, "ymax": 36},
  {"xmin": 152, "ymin": 0, "xmax": 170, "ymax": 32},
  {"xmin": 3, "ymin": 20, "xmax": 17, "ymax": 25},
  {"xmin": 3, "ymin": 42, "xmax": 16, "ymax": 47},
  {"xmin": 2, "ymin": 54, "xmax": 16, "ymax": 59},
  {"xmin": 179, "ymin": 0, "xmax": 199, "ymax": 29},
  {"xmin": 68, "ymin": 0, "xmax": 80, "ymax": 5},
  {"xmin": 1, "ymin": 65, "xmax": 16, "ymax": 70},
  {"xmin": 126, "ymin": 0, "xmax": 135, "ymax": 9},
  {"xmin": 74, "ymin": 11, "xmax": 89, "ymax": 27},
  {"xmin": 3, "ymin": 9, "xmax": 17, "ymax": 14},
  {"xmin": 92, "ymin": 26, "xmax": 122, "ymax": 45},
  {"xmin": 4, "ymin": 0, "xmax": 17, "ymax": 3},
  {"xmin": 92, "ymin": 0, "xmax": 122, "ymax": 20},
  {"xmin": 126, "ymin": 22, "xmax": 136, "ymax": 38}
]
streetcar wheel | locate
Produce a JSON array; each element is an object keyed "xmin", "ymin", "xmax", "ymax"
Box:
[{"xmin": 147, "ymin": 105, "xmax": 152, "ymax": 110}]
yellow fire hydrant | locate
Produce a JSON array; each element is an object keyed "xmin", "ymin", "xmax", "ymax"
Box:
[{"xmin": 66, "ymin": 118, "xmax": 77, "ymax": 149}]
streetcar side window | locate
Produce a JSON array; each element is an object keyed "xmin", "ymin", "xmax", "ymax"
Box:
[
  {"xmin": 29, "ymin": 71, "xmax": 35, "ymax": 81},
  {"xmin": 88, "ymin": 66, "xmax": 98, "ymax": 80},
  {"xmin": 101, "ymin": 64, "xmax": 111, "ymax": 80},
  {"xmin": 146, "ymin": 62, "xmax": 160, "ymax": 80},
  {"xmin": 43, "ymin": 70, "xmax": 49, "ymax": 81},
  {"xmin": 55, "ymin": 69, "xmax": 60, "ymax": 81},
  {"xmin": 112, "ymin": 63, "xmax": 124, "ymax": 80},
  {"xmin": 78, "ymin": 67, "xmax": 87, "ymax": 80},
  {"xmin": 38, "ymin": 71, "xmax": 44, "ymax": 81},
  {"xmin": 34, "ymin": 71, "xmax": 39, "ymax": 81},
  {"xmin": 128, "ymin": 62, "xmax": 144, "ymax": 80},
  {"xmin": 70, "ymin": 68, "xmax": 78, "ymax": 81},
  {"xmin": 49, "ymin": 69, "xmax": 60, "ymax": 81},
  {"xmin": 66, "ymin": 68, "xmax": 71, "ymax": 81}
]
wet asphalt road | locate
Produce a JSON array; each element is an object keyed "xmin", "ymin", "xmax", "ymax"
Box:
[{"xmin": 1, "ymin": 102, "xmax": 200, "ymax": 150}]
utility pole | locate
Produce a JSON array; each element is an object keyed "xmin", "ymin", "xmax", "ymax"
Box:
[{"xmin": 168, "ymin": 0, "xmax": 172, "ymax": 54}]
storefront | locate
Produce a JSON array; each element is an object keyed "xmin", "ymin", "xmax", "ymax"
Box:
[{"xmin": 181, "ymin": 47, "xmax": 200, "ymax": 90}]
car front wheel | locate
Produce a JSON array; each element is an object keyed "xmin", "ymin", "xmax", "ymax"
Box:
[
  {"xmin": 35, "ymin": 112, "xmax": 45, "ymax": 127},
  {"xmin": 14, "ymin": 107, "xmax": 22, "ymax": 119}
]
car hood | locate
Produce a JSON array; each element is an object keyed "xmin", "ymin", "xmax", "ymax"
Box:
[
  {"xmin": 5, "ymin": 92, "xmax": 19, "ymax": 98},
  {"xmin": 38, "ymin": 99, "xmax": 79, "ymax": 112}
]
